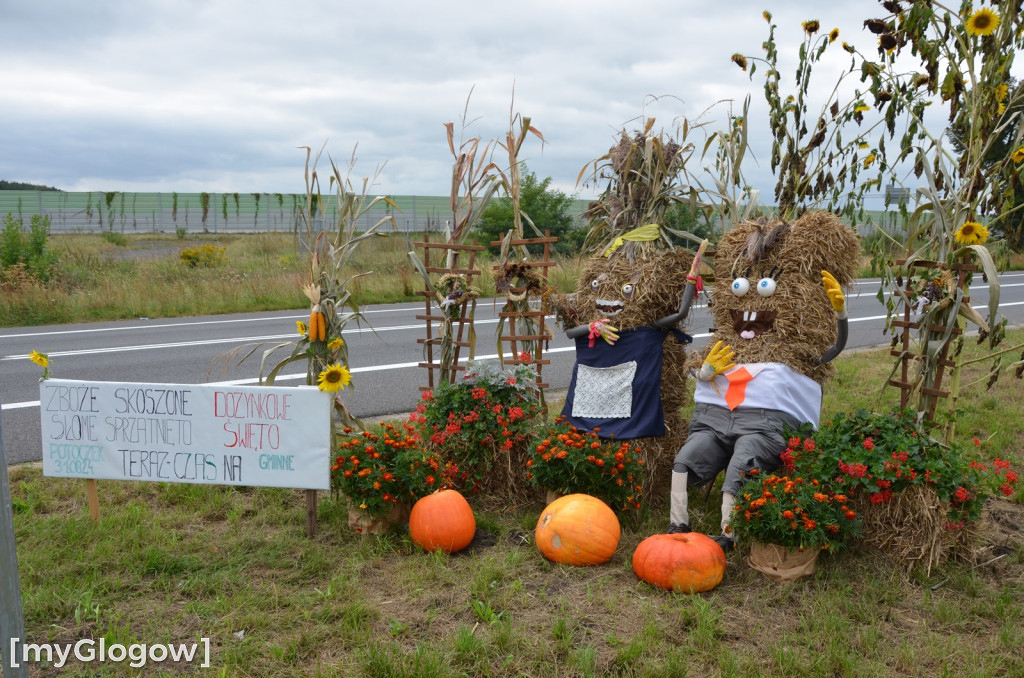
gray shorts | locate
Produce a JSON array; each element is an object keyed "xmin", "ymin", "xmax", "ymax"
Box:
[{"xmin": 673, "ymin": 403, "xmax": 802, "ymax": 495}]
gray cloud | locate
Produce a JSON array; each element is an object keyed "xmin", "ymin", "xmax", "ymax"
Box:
[{"xmin": 0, "ymin": 1, "xmax": 941, "ymax": 207}]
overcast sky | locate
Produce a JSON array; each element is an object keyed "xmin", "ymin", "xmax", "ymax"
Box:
[{"xmin": 0, "ymin": 1, "xmax": 957, "ymax": 207}]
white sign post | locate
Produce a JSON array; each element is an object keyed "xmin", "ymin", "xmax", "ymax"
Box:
[
  {"xmin": 1, "ymin": 406, "xmax": 30, "ymax": 678},
  {"xmin": 39, "ymin": 379, "xmax": 332, "ymax": 492}
]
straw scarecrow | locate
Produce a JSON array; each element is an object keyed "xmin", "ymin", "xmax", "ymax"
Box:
[
  {"xmin": 554, "ymin": 226, "xmax": 704, "ymax": 500},
  {"xmin": 667, "ymin": 211, "xmax": 859, "ymax": 550}
]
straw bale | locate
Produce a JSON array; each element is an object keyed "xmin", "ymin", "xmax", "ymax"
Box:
[
  {"xmin": 852, "ymin": 485, "xmax": 976, "ymax": 575},
  {"xmin": 702, "ymin": 211, "xmax": 860, "ymax": 384}
]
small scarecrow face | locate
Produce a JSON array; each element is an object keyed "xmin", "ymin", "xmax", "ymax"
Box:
[
  {"xmin": 709, "ymin": 212, "xmax": 860, "ymax": 382},
  {"xmin": 571, "ymin": 249, "xmax": 693, "ymax": 331}
]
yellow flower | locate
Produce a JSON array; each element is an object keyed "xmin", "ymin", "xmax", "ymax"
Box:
[
  {"xmin": 731, "ymin": 53, "xmax": 748, "ymax": 71},
  {"xmin": 995, "ymin": 83, "xmax": 1009, "ymax": 102},
  {"xmin": 863, "ymin": 154, "xmax": 877, "ymax": 168},
  {"xmin": 1012, "ymin": 147, "xmax": 1024, "ymax": 163},
  {"xmin": 858, "ymin": 142, "xmax": 870, "ymax": 149},
  {"xmin": 842, "ymin": 41, "xmax": 855, "ymax": 54},
  {"xmin": 965, "ymin": 8, "xmax": 1000, "ymax": 37},
  {"xmin": 802, "ymin": 20, "xmax": 820, "ymax": 35},
  {"xmin": 829, "ymin": 28, "xmax": 839, "ymax": 43},
  {"xmin": 317, "ymin": 362, "xmax": 352, "ymax": 393},
  {"xmin": 999, "ymin": 103, "xmax": 1006, "ymax": 115},
  {"xmin": 763, "ymin": 10, "xmax": 772, "ymax": 22},
  {"xmin": 296, "ymin": 320, "xmax": 307, "ymax": 335},
  {"xmin": 29, "ymin": 350, "xmax": 49, "ymax": 368},
  {"xmin": 955, "ymin": 221, "xmax": 989, "ymax": 246},
  {"xmin": 854, "ymin": 103, "xmax": 871, "ymax": 113},
  {"xmin": 328, "ymin": 337, "xmax": 344, "ymax": 351}
]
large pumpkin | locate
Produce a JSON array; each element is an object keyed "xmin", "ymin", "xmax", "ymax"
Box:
[
  {"xmin": 409, "ymin": 489, "xmax": 476, "ymax": 554},
  {"xmin": 535, "ymin": 493, "xmax": 620, "ymax": 566},
  {"xmin": 631, "ymin": 532, "xmax": 726, "ymax": 593}
]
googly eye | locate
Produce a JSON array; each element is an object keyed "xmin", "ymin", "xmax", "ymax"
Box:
[
  {"xmin": 621, "ymin": 283, "xmax": 636, "ymax": 299},
  {"xmin": 591, "ymin": 279, "xmax": 601, "ymax": 291},
  {"xmin": 731, "ymin": 277, "xmax": 750, "ymax": 297},
  {"xmin": 756, "ymin": 277, "xmax": 777, "ymax": 296}
]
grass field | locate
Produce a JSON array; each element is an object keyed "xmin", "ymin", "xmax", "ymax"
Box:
[{"xmin": 5, "ymin": 331, "xmax": 1024, "ymax": 677}]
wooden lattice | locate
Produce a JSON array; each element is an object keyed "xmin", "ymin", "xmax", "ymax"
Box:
[
  {"xmin": 490, "ymin": 233, "xmax": 558, "ymax": 404},
  {"xmin": 888, "ymin": 258, "xmax": 977, "ymax": 422},
  {"xmin": 415, "ymin": 233, "xmax": 484, "ymax": 390}
]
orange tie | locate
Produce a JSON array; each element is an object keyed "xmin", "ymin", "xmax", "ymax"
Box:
[{"xmin": 724, "ymin": 367, "xmax": 753, "ymax": 411}]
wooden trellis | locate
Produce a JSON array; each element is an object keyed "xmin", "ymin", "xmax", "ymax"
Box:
[
  {"xmin": 415, "ymin": 233, "xmax": 484, "ymax": 389},
  {"xmin": 490, "ymin": 233, "xmax": 558, "ymax": 402},
  {"xmin": 888, "ymin": 258, "xmax": 977, "ymax": 422}
]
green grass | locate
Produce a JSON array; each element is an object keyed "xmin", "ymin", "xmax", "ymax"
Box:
[
  {"xmin": 7, "ymin": 333, "xmax": 1024, "ymax": 676},
  {"xmin": 0, "ymin": 232, "xmax": 591, "ymax": 327}
]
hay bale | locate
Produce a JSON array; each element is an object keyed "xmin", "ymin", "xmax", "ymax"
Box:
[{"xmin": 852, "ymin": 485, "xmax": 977, "ymax": 575}]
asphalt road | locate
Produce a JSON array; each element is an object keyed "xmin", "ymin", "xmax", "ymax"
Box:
[{"xmin": 4, "ymin": 273, "xmax": 1024, "ymax": 465}]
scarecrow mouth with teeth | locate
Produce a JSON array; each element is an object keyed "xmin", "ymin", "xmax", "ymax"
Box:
[
  {"xmin": 595, "ymin": 299, "xmax": 624, "ymax": 316},
  {"xmin": 730, "ymin": 309, "xmax": 777, "ymax": 339}
]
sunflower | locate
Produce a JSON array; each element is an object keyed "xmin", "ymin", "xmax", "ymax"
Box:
[
  {"xmin": 1012, "ymin": 147, "xmax": 1024, "ymax": 163},
  {"xmin": 995, "ymin": 83, "xmax": 1009, "ymax": 102},
  {"xmin": 731, "ymin": 53, "xmax": 748, "ymax": 71},
  {"xmin": 762, "ymin": 10, "xmax": 772, "ymax": 22},
  {"xmin": 955, "ymin": 221, "xmax": 989, "ymax": 246},
  {"xmin": 296, "ymin": 320, "xmax": 307, "ymax": 335},
  {"xmin": 965, "ymin": 8, "xmax": 1000, "ymax": 37},
  {"xmin": 863, "ymin": 154, "xmax": 877, "ymax": 168},
  {"xmin": 328, "ymin": 337, "xmax": 344, "ymax": 351},
  {"xmin": 829, "ymin": 28, "xmax": 840, "ymax": 43},
  {"xmin": 29, "ymin": 350, "xmax": 49, "ymax": 368},
  {"xmin": 842, "ymin": 41, "xmax": 855, "ymax": 53},
  {"xmin": 317, "ymin": 363, "xmax": 352, "ymax": 393},
  {"xmin": 854, "ymin": 103, "xmax": 871, "ymax": 113},
  {"xmin": 802, "ymin": 20, "xmax": 820, "ymax": 35}
]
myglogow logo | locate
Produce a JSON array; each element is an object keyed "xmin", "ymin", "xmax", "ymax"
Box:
[{"xmin": 8, "ymin": 637, "xmax": 211, "ymax": 669}]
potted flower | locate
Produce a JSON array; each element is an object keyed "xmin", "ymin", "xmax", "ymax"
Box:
[
  {"xmin": 729, "ymin": 470, "xmax": 862, "ymax": 581},
  {"xmin": 780, "ymin": 409, "xmax": 1019, "ymax": 572},
  {"xmin": 526, "ymin": 417, "xmax": 646, "ymax": 512},
  {"xmin": 331, "ymin": 422, "xmax": 448, "ymax": 535},
  {"xmin": 412, "ymin": 359, "xmax": 542, "ymax": 498}
]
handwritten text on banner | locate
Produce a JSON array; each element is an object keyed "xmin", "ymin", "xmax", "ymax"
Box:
[{"xmin": 39, "ymin": 379, "xmax": 331, "ymax": 490}]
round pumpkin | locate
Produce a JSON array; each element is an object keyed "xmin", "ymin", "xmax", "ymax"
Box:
[
  {"xmin": 631, "ymin": 532, "xmax": 726, "ymax": 593},
  {"xmin": 409, "ymin": 489, "xmax": 476, "ymax": 554},
  {"xmin": 535, "ymin": 493, "xmax": 620, "ymax": 566}
]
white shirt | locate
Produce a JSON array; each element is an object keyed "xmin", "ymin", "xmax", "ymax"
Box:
[{"xmin": 694, "ymin": 362, "xmax": 822, "ymax": 428}]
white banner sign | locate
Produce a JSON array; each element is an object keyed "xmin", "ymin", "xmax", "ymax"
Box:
[{"xmin": 39, "ymin": 379, "xmax": 331, "ymax": 490}]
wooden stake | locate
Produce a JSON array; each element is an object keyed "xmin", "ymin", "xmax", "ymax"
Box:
[
  {"xmin": 305, "ymin": 489, "xmax": 317, "ymax": 538},
  {"xmin": 86, "ymin": 479, "xmax": 99, "ymax": 523}
]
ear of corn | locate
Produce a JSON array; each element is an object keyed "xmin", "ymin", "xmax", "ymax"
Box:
[{"xmin": 309, "ymin": 307, "xmax": 326, "ymax": 342}]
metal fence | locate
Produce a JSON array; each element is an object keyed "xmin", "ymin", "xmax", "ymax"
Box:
[{"xmin": 0, "ymin": 190, "xmax": 592, "ymax": 234}]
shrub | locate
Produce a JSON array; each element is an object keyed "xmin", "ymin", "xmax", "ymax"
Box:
[
  {"xmin": 526, "ymin": 417, "xmax": 646, "ymax": 512},
  {"xmin": 412, "ymin": 360, "xmax": 542, "ymax": 496},
  {"xmin": 1, "ymin": 213, "xmax": 57, "ymax": 281},
  {"xmin": 179, "ymin": 243, "xmax": 226, "ymax": 268}
]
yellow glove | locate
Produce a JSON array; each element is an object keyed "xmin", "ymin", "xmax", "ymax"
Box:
[
  {"xmin": 822, "ymin": 270, "xmax": 847, "ymax": 318},
  {"xmin": 588, "ymin": 319, "xmax": 620, "ymax": 346},
  {"xmin": 698, "ymin": 340, "xmax": 736, "ymax": 381}
]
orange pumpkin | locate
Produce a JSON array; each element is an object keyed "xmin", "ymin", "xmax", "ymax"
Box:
[
  {"xmin": 409, "ymin": 489, "xmax": 476, "ymax": 554},
  {"xmin": 535, "ymin": 493, "xmax": 620, "ymax": 566},
  {"xmin": 631, "ymin": 532, "xmax": 726, "ymax": 593}
]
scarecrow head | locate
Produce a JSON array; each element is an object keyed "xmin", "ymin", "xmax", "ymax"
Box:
[
  {"xmin": 707, "ymin": 211, "xmax": 860, "ymax": 384},
  {"xmin": 567, "ymin": 248, "xmax": 695, "ymax": 331}
]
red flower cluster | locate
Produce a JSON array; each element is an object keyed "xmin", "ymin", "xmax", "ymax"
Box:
[
  {"xmin": 526, "ymin": 417, "xmax": 645, "ymax": 511},
  {"xmin": 331, "ymin": 422, "xmax": 453, "ymax": 517}
]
